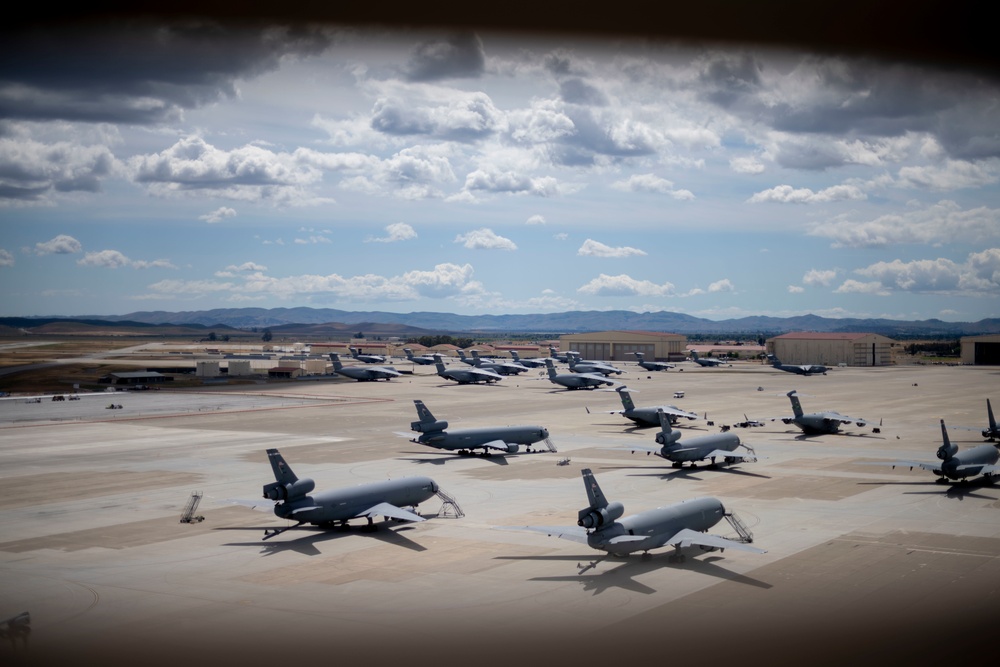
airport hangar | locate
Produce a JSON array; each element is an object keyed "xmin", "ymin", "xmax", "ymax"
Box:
[
  {"xmin": 765, "ymin": 332, "xmax": 898, "ymax": 366},
  {"xmin": 558, "ymin": 330, "xmax": 686, "ymax": 362},
  {"xmin": 961, "ymin": 334, "xmax": 1000, "ymax": 365}
]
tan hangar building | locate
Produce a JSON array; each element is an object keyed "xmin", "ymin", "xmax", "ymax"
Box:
[
  {"xmin": 558, "ymin": 330, "xmax": 687, "ymax": 362},
  {"xmin": 766, "ymin": 332, "xmax": 897, "ymax": 366}
]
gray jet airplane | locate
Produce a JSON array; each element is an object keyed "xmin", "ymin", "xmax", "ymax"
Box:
[
  {"xmin": 404, "ymin": 348, "xmax": 438, "ymax": 366},
  {"xmin": 548, "ymin": 345, "xmax": 574, "ymax": 363},
  {"xmin": 543, "ymin": 359, "xmax": 623, "ymax": 390},
  {"xmin": 470, "ymin": 349, "xmax": 530, "ymax": 375},
  {"xmin": 566, "ymin": 353, "xmax": 624, "ymax": 375},
  {"xmin": 949, "ymin": 398, "xmax": 999, "ymax": 441},
  {"xmin": 349, "ymin": 347, "xmax": 387, "ymax": 364},
  {"xmin": 866, "ymin": 419, "xmax": 1000, "ymax": 483},
  {"xmin": 329, "ymin": 353, "xmax": 401, "ymax": 381},
  {"xmin": 689, "ymin": 350, "xmax": 728, "ymax": 367},
  {"xmin": 618, "ymin": 408, "xmax": 757, "ymax": 468},
  {"xmin": 509, "ymin": 468, "xmax": 765, "ymax": 563},
  {"xmin": 629, "ymin": 352, "xmax": 675, "ymax": 371},
  {"xmin": 433, "ymin": 354, "xmax": 503, "ymax": 384},
  {"xmin": 778, "ymin": 390, "xmax": 877, "ymax": 435},
  {"xmin": 259, "ymin": 448, "xmax": 442, "ymax": 540},
  {"xmin": 509, "ymin": 350, "xmax": 548, "ymax": 368},
  {"xmin": 407, "ymin": 400, "xmax": 555, "ymax": 455},
  {"xmin": 587, "ymin": 386, "xmax": 697, "ymax": 427},
  {"xmin": 767, "ymin": 354, "xmax": 828, "ymax": 376}
]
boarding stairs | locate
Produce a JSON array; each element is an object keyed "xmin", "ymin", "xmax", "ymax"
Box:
[
  {"xmin": 724, "ymin": 511, "xmax": 754, "ymax": 543},
  {"xmin": 179, "ymin": 491, "xmax": 205, "ymax": 523},
  {"xmin": 435, "ymin": 488, "xmax": 465, "ymax": 518}
]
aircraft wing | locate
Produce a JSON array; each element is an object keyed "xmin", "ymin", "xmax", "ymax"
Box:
[
  {"xmin": 704, "ymin": 449, "xmax": 755, "ymax": 462},
  {"xmin": 467, "ymin": 367, "xmax": 503, "ymax": 379},
  {"xmin": 359, "ymin": 502, "xmax": 426, "ymax": 523},
  {"xmin": 660, "ymin": 406, "xmax": 698, "ymax": 420},
  {"xmin": 479, "ymin": 439, "xmax": 517, "ymax": 452},
  {"xmin": 664, "ymin": 528, "xmax": 767, "ymax": 554},
  {"xmin": 580, "ymin": 373, "xmax": 625, "ymax": 386},
  {"xmin": 502, "ymin": 525, "xmax": 590, "ymax": 545},
  {"xmin": 859, "ymin": 460, "xmax": 940, "ymax": 472},
  {"xmin": 609, "ymin": 445, "xmax": 662, "ymax": 455}
]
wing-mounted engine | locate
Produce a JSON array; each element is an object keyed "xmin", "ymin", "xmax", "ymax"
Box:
[
  {"xmin": 655, "ymin": 429, "xmax": 683, "ymax": 446},
  {"xmin": 411, "ymin": 419, "xmax": 448, "ymax": 433},
  {"xmin": 504, "ymin": 443, "xmax": 520, "ymax": 453},
  {"xmin": 263, "ymin": 477, "xmax": 315, "ymax": 502},
  {"xmin": 577, "ymin": 501, "xmax": 624, "ymax": 529}
]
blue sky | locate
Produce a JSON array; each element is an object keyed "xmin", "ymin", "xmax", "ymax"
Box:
[{"xmin": 1, "ymin": 22, "xmax": 999, "ymax": 321}]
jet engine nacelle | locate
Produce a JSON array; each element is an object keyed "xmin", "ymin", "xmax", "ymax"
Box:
[
  {"xmin": 655, "ymin": 430, "xmax": 683, "ymax": 446},
  {"xmin": 263, "ymin": 477, "xmax": 315, "ymax": 501},
  {"xmin": 782, "ymin": 418, "xmax": 794, "ymax": 425},
  {"xmin": 411, "ymin": 419, "xmax": 448, "ymax": 433},
  {"xmin": 936, "ymin": 442, "xmax": 958, "ymax": 460},
  {"xmin": 504, "ymin": 443, "xmax": 520, "ymax": 453},
  {"xmin": 577, "ymin": 501, "xmax": 624, "ymax": 529}
]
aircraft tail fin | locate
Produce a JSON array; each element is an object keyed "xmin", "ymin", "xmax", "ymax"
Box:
[
  {"xmin": 691, "ymin": 350, "xmax": 699, "ymax": 360},
  {"xmin": 617, "ymin": 386, "xmax": 636, "ymax": 411},
  {"xmin": 267, "ymin": 448, "xmax": 297, "ymax": 484},
  {"xmin": 787, "ymin": 390, "xmax": 804, "ymax": 418},
  {"xmin": 411, "ymin": 400, "xmax": 447, "ymax": 433},
  {"xmin": 577, "ymin": 468, "xmax": 624, "ymax": 529},
  {"xmin": 544, "ymin": 359, "xmax": 557, "ymax": 378},
  {"xmin": 937, "ymin": 419, "xmax": 958, "ymax": 460},
  {"xmin": 328, "ymin": 353, "xmax": 343, "ymax": 370},
  {"xmin": 988, "ymin": 398, "xmax": 996, "ymax": 431}
]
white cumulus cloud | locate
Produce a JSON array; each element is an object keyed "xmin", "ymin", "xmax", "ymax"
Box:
[
  {"xmin": 577, "ymin": 239, "xmax": 647, "ymax": 258},
  {"xmin": 455, "ymin": 228, "xmax": 517, "ymax": 250},
  {"xmin": 365, "ymin": 222, "xmax": 417, "ymax": 243},
  {"xmin": 578, "ymin": 273, "xmax": 675, "ymax": 297}
]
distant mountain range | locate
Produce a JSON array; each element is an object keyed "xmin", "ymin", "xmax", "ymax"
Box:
[{"xmin": 7, "ymin": 308, "xmax": 998, "ymax": 338}]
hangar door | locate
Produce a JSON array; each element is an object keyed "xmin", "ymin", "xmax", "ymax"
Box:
[
  {"xmin": 613, "ymin": 343, "xmax": 656, "ymax": 362},
  {"xmin": 576, "ymin": 342, "xmax": 611, "ymax": 361},
  {"xmin": 975, "ymin": 342, "xmax": 1000, "ymax": 365}
]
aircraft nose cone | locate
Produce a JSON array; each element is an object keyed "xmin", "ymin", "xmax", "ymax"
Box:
[{"xmin": 541, "ymin": 428, "xmax": 550, "ymax": 439}]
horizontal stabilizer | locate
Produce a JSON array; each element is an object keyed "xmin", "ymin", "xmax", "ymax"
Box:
[
  {"xmin": 226, "ymin": 498, "xmax": 273, "ymax": 512},
  {"xmin": 605, "ymin": 535, "xmax": 647, "ymax": 545},
  {"xmin": 361, "ymin": 502, "xmax": 426, "ymax": 523},
  {"xmin": 288, "ymin": 505, "xmax": 323, "ymax": 515}
]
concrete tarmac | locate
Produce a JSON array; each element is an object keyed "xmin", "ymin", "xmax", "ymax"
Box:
[{"xmin": 1, "ymin": 360, "xmax": 998, "ymax": 665}]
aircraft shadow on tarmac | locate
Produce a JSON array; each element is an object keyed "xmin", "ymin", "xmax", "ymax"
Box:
[
  {"xmin": 495, "ymin": 551, "xmax": 771, "ymax": 595},
  {"xmin": 217, "ymin": 522, "xmax": 428, "ymax": 556},
  {"xmin": 398, "ymin": 450, "xmax": 553, "ymax": 466},
  {"xmin": 857, "ymin": 475, "xmax": 1000, "ymax": 501},
  {"xmin": 598, "ymin": 463, "xmax": 772, "ymax": 482},
  {"xmin": 774, "ymin": 431, "xmax": 887, "ymax": 442}
]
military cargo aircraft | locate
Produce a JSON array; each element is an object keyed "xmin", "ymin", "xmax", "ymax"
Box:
[
  {"xmin": 433, "ymin": 354, "xmax": 503, "ymax": 384},
  {"xmin": 406, "ymin": 400, "xmax": 555, "ymax": 455},
  {"xmin": 949, "ymin": 398, "xmax": 998, "ymax": 441},
  {"xmin": 329, "ymin": 353, "xmax": 401, "ymax": 381},
  {"xmin": 617, "ymin": 408, "xmax": 757, "ymax": 468},
  {"xmin": 470, "ymin": 350, "xmax": 530, "ymax": 375},
  {"xmin": 566, "ymin": 353, "xmax": 624, "ymax": 375},
  {"xmin": 767, "ymin": 354, "xmax": 828, "ymax": 376},
  {"xmin": 349, "ymin": 347, "xmax": 388, "ymax": 364},
  {"xmin": 548, "ymin": 345, "xmax": 575, "ymax": 363},
  {"xmin": 629, "ymin": 351, "xmax": 675, "ymax": 371},
  {"xmin": 509, "ymin": 350, "xmax": 548, "ymax": 368},
  {"xmin": 543, "ymin": 359, "xmax": 623, "ymax": 390},
  {"xmin": 508, "ymin": 468, "xmax": 765, "ymax": 563},
  {"xmin": 778, "ymin": 390, "xmax": 878, "ymax": 435},
  {"xmin": 865, "ymin": 419, "xmax": 999, "ymax": 483},
  {"xmin": 689, "ymin": 350, "xmax": 728, "ymax": 367},
  {"xmin": 404, "ymin": 348, "xmax": 437, "ymax": 365},
  {"xmin": 258, "ymin": 448, "xmax": 443, "ymax": 540},
  {"xmin": 587, "ymin": 386, "xmax": 697, "ymax": 427}
]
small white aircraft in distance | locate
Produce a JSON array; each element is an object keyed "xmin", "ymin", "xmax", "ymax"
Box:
[{"xmin": 505, "ymin": 468, "xmax": 765, "ymax": 568}]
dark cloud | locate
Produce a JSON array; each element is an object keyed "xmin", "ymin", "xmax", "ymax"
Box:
[
  {"xmin": 698, "ymin": 52, "xmax": 763, "ymax": 107},
  {"xmin": 403, "ymin": 33, "xmax": 485, "ymax": 82},
  {"xmin": 0, "ymin": 20, "xmax": 333, "ymax": 124},
  {"xmin": 559, "ymin": 78, "xmax": 608, "ymax": 106}
]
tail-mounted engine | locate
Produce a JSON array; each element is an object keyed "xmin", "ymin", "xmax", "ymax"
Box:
[
  {"xmin": 577, "ymin": 501, "xmax": 624, "ymax": 529},
  {"xmin": 263, "ymin": 477, "xmax": 315, "ymax": 502},
  {"xmin": 655, "ymin": 430, "xmax": 682, "ymax": 446},
  {"xmin": 936, "ymin": 442, "xmax": 958, "ymax": 461},
  {"xmin": 411, "ymin": 419, "xmax": 448, "ymax": 432}
]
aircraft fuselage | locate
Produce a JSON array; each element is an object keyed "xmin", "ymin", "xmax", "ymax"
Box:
[
  {"xmin": 417, "ymin": 425, "xmax": 550, "ymax": 452},
  {"xmin": 274, "ymin": 476, "xmax": 439, "ymax": 525},
  {"xmin": 940, "ymin": 445, "xmax": 1000, "ymax": 480},
  {"xmin": 589, "ymin": 497, "xmax": 726, "ymax": 556},
  {"xmin": 659, "ymin": 432, "xmax": 742, "ymax": 462}
]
